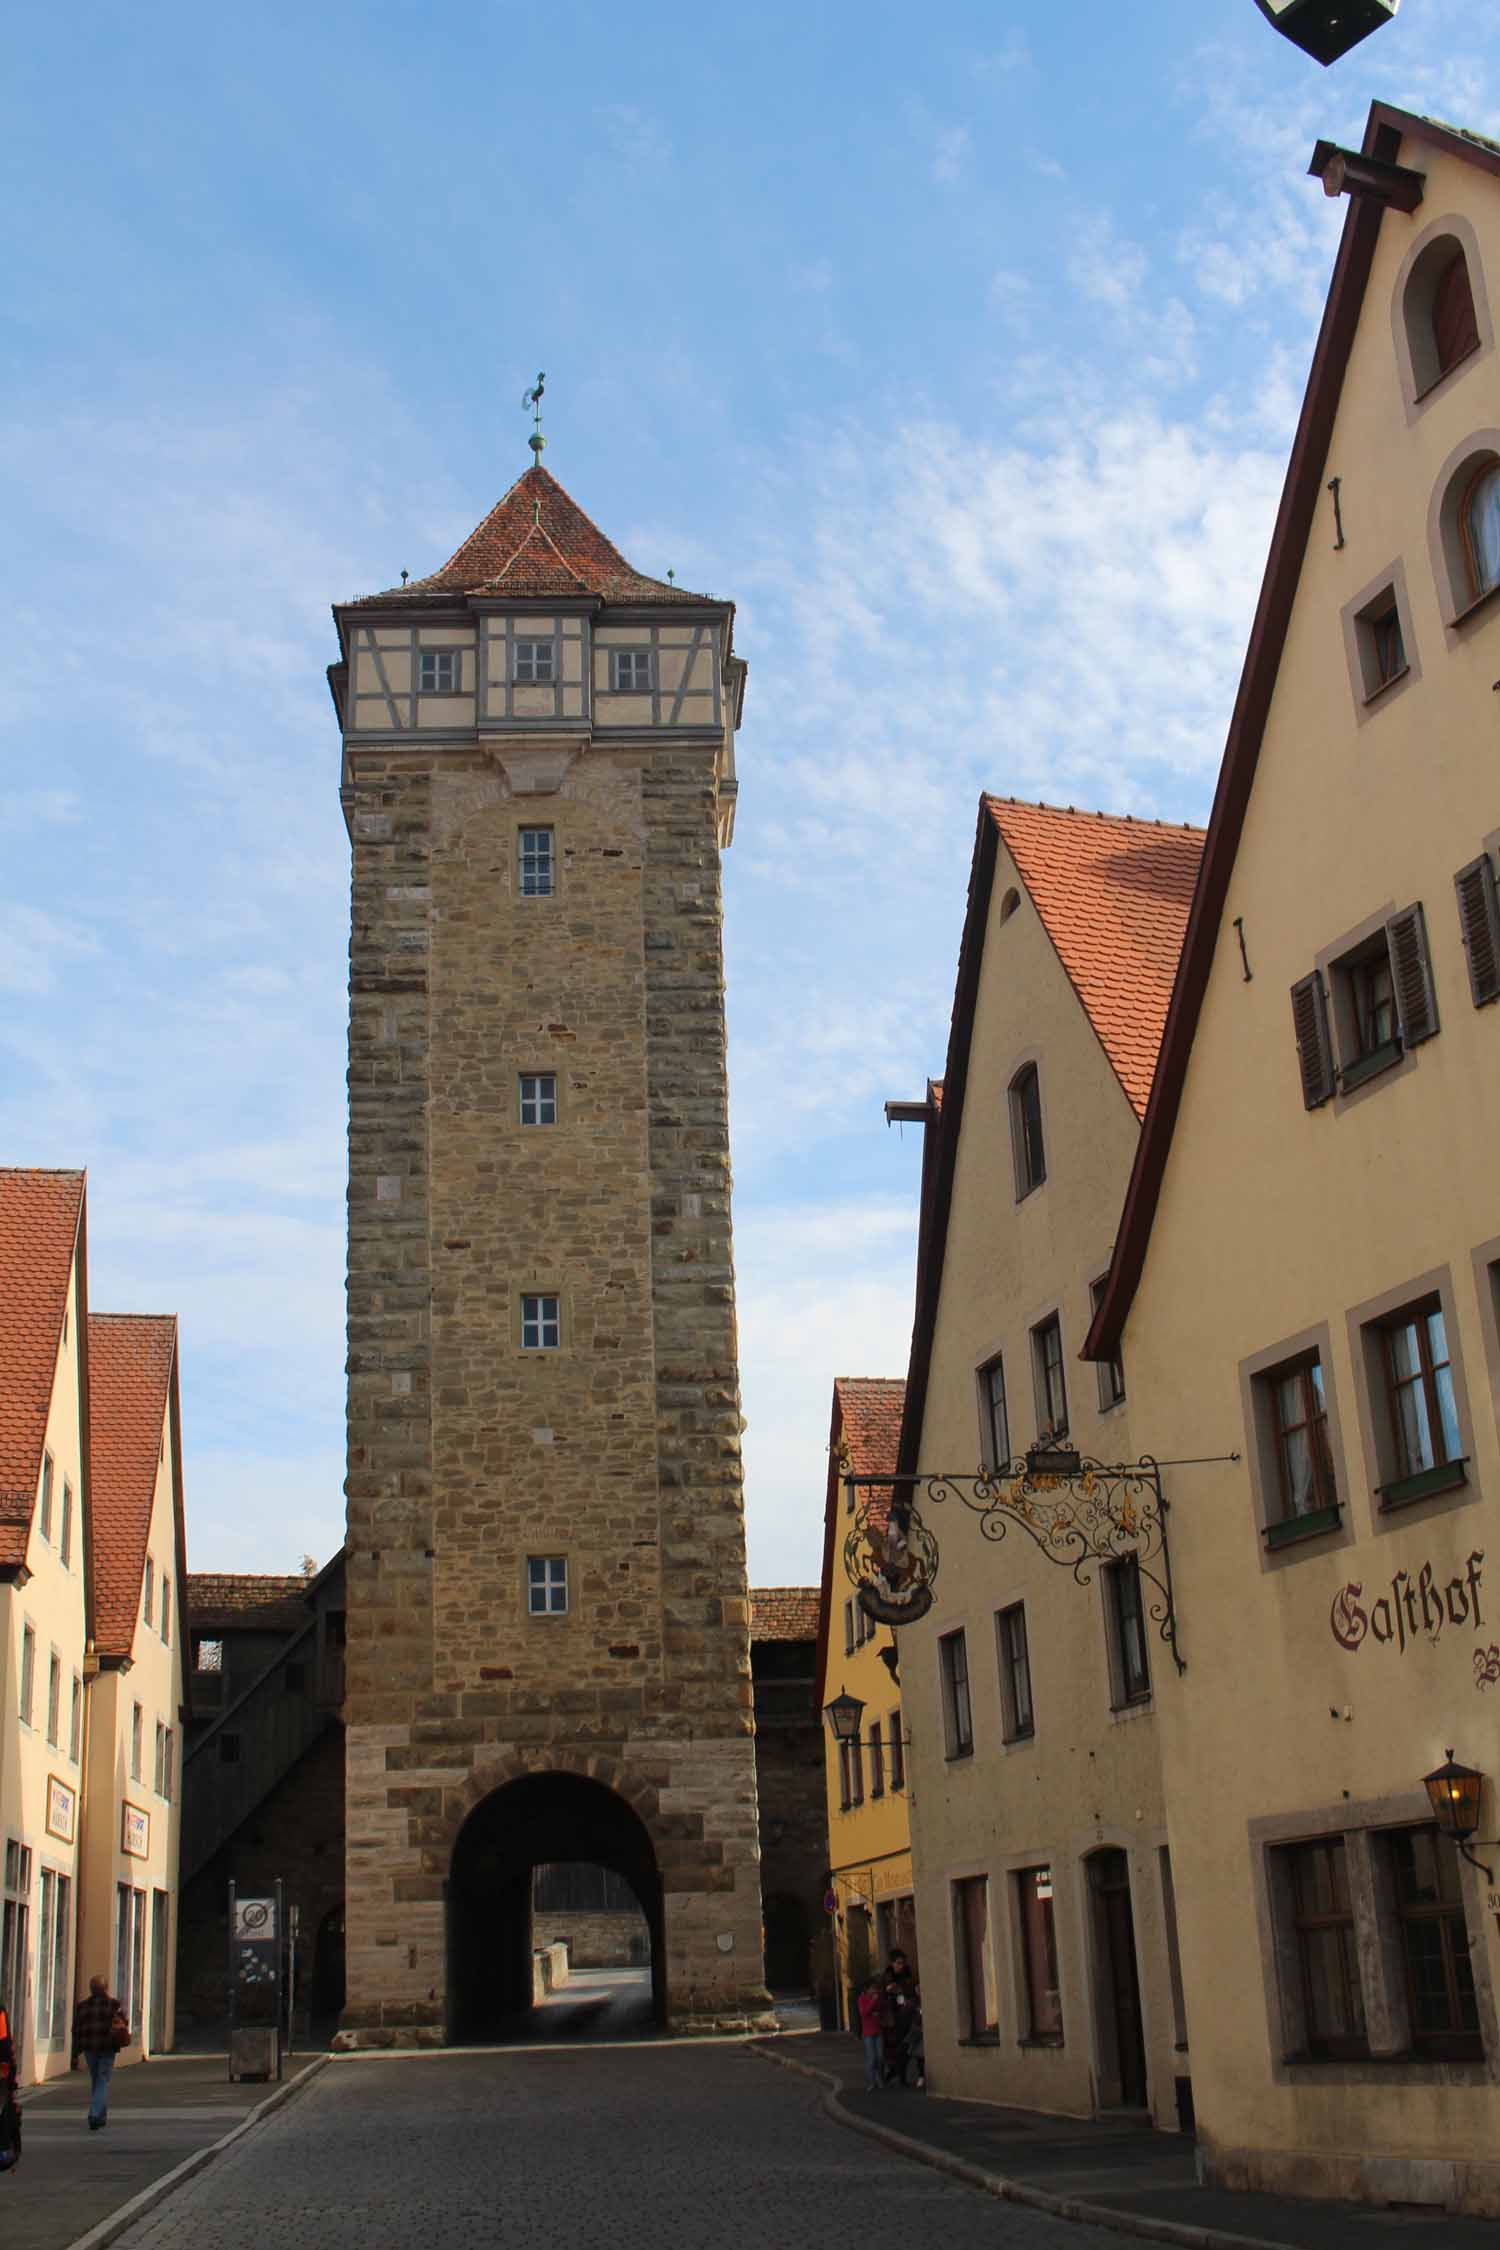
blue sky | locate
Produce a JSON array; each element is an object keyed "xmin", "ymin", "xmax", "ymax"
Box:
[{"xmin": 2, "ymin": 1, "xmax": 1496, "ymax": 1587}]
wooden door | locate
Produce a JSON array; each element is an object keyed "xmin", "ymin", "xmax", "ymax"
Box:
[{"xmin": 1092, "ymin": 1851, "xmax": 1148, "ymax": 2108}]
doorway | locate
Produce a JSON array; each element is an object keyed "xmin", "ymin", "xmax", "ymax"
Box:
[
  {"xmin": 149, "ymin": 1891, "xmax": 170, "ymax": 2052},
  {"xmin": 1088, "ymin": 1849, "xmax": 1148, "ymax": 2109},
  {"xmin": 446, "ymin": 1770, "xmax": 663, "ymax": 2042}
]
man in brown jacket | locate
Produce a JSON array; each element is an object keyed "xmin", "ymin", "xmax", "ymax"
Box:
[{"xmin": 71, "ymin": 1977, "xmax": 123, "ymax": 2130}]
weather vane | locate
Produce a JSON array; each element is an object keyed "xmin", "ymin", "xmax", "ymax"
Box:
[{"xmin": 523, "ymin": 372, "xmax": 546, "ymax": 464}]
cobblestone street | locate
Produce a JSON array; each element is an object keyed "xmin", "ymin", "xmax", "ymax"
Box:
[{"xmin": 105, "ymin": 2045, "xmax": 1125, "ymax": 2250}]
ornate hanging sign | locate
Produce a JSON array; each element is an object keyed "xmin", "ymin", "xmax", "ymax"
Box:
[{"xmin": 845, "ymin": 1447, "xmax": 1186, "ymax": 1672}]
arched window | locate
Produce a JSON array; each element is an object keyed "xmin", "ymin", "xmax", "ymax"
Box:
[
  {"xmin": 1462, "ymin": 461, "xmax": 1500, "ymax": 602},
  {"xmin": 1431, "ymin": 248, "xmax": 1480, "ymax": 380},
  {"xmin": 1399, "ymin": 231, "xmax": 1486, "ymax": 404},
  {"xmin": 998, "ymin": 887, "xmax": 1021, "ymax": 924}
]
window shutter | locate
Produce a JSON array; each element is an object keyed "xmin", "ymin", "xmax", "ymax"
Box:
[
  {"xmin": 1386, "ymin": 902, "xmax": 1439, "ymax": 1047},
  {"xmin": 1433, "ymin": 249, "xmax": 1480, "ymax": 377},
  {"xmin": 1455, "ymin": 854, "xmax": 1500, "ymax": 1006},
  {"xmin": 1290, "ymin": 972, "xmax": 1335, "ymax": 1109}
]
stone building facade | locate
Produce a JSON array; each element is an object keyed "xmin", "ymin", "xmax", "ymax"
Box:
[{"xmin": 327, "ymin": 464, "xmax": 768, "ymax": 2040}]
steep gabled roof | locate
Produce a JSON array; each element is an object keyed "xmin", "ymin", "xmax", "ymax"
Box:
[
  {"xmin": 987, "ymin": 801, "xmax": 1204, "ymax": 1121},
  {"xmin": 750, "ymin": 1588, "xmax": 821, "ymax": 1642},
  {"xmin": 0, "ymin": 1169, "xmax": 86, "ymax": 1567},
  {"xmin": 814, "ymin": 1378, "xmax": 906, "ymax": 1704},
  {"xmin": 1086, "ymin": 102, "xmax": 1497, "ymax": 1364},
  {"xmin": 346, "ymin": 465, "xmax": 709, "ymax": 608},
  {"xmin": 88, "ymin": 1315, "xmax": 178, "ymax": 1659},
  {"xmin": 896, "ymin": 789, "xmax": 1198, "ymax": 1479}
]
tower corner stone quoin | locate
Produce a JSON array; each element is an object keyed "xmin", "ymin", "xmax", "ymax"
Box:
[{"xmin": 329, "ymin": 466, "xmax": 769, "ymax": 2041}]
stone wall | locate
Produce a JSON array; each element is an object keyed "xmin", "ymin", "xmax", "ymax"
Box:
[
  {"xmin": 532, "ymin": 1909, "xmax": 651, "ymax": 1968},
  {"xmin": 341, "ymin": 730, "xmax": 768, "ymax": 2039},
  {"xmin": 178, "ymin": 1724, "xmax": 346, "ymax": 2028}
]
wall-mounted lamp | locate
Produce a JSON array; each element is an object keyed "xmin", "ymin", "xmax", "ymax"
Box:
[
  {"xmin": 1253, "ymin": 0, "xmax": 1398, "ymax": 67},
  {"xmin": 823, "ymin": 1690, "xmax": 866, "ymax": 1745},
  {"xmin": 1423, "ymin": 1749, "xmax": 1496, "ymax": 1880}
]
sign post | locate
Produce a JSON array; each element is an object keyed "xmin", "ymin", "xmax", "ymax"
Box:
[{"xmin": 227, "ymin": 1879, "xmax": 284, "ymax": 2083}]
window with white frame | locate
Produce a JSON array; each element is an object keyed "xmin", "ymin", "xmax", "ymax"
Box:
[
  {"xmin": 143, "ymin": 1556, "xmax": 154, "ymax": 1627},
  {"xmin": 20, "ymin": 1625, "xmax": 35, "ymax": 1727},
  {"xmin": 154, "ymin": 1721, "xmax": 167, "ymax": 1796},
  {"xmin": 610, "ymin": 647, "xmax": 652, "ymax": 692},
  {"xmin": 527, "ymin": 1556, "xmax": 568, "ymax": 1615},
  {"xmin": 60, "ymin": 1478, "xmax": 73, "ymax": 1568},
  {"xmin": 163, "ymin": 1728, "xmax": 174, "ymax": 1803},
  {"xmin": 520, "ymin": 1293, "xmax": 561, "ymax": 1350},
  {"xmin": 1090, "ymin": 1276, "xmax": 1126, "ymax": 1408},
  {"xmin": 36, "ymin": 1868, "xmax": 69, "ymax": 2042},
  {"xmin": 417, "ymin": 647, "xmax": 460, "ymax": 694},
  {"xmin": 131, "ymin": 1702, "xmax": 143, "ymax": 1782},
  {"xmin": 46, "ymin": 1651, "xmax": 61, "ymax": 1747},
  {"xmin": 513, "ymin": 638, "xmax": 555, "ymax": 684},
  {"xmin": 518, "ymin": 826, "xmax": 555, "ymax": 897},
  {"xmin": 519, "ymin": 1073, "xmax": 558, "ymax": 1126},
  {"xmin": 39, "ymin": 1452, "xmax": 53, "ymax": 1543},
  {"xmin": 69, "ymin": 1673, "xmax": 82, "ymax": 1763}
]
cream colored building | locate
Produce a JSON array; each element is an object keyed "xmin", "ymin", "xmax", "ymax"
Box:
[
  {"xmin": 1087, "ymin": 105, "xmax": 1500, "ymax": 2215},
  {"xmin": 80, "ymin": 1316, "xmax": 187, "ymax": 2059},
  {"xmin": 0, "ymin": 1171, "xmax": 90, "ymax": 2085},
  {"xmin": 890, "ymin": 799, "xmax": 1201, "ymax": 2127},
  {"xmin": 814, "ymin": 1378, "xmax": 913, "ymax": 2024}
]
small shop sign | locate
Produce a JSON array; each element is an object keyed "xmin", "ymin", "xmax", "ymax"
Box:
[
  {"xmin": 121, "ymin": 1802, "xmax": 150, "ymax": 1859},
  {"xmin": 45, "ymin": 1774, "xmax": 76, "ymax": 1845}
]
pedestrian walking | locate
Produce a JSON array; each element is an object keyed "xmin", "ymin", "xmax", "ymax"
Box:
[
  {"xmin": 0, "ymin": 2000, "xmax": 21, "ymax": 2173},
  {"xmin": 72, "ymin": 1976, "xmax": 128, "ymax": 2131},
  {"xmin": 854, "ymin": 1977, "xmax": 885, "ymax": 2091}
]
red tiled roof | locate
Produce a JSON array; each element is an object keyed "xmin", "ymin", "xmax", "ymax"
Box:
[
  {"xmin": 986, "ymin": 799, "xmax": 1205, "ymax": 1121},
  {"xmin": 814, "ymin": 1379, "xmax": 906, "ymax": 1701},
  {"xmin": 185, "ymin": 1572, "xmax": 311, "ymax": 1630},
  {"xmin": 351, "ymin": 466, "xmax": 707, "ymax": 607},
  {"xmin": 89, "ymin": 1315, "xmax": 177, "ymax": 1660},
  {"xmin": 750, "ymin": 1587, "xmax": 821, "ymax": 1642},
  {"xmin": 0, "ymin": 1170, "xmax": 85, "ymax": 1567},
  {"xmin": 834, "ymin": 1373, "xmax": 904, "ymax": 1467}
]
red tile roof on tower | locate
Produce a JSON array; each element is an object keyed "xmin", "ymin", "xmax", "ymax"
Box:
[
  {"xmin": 0, "ymin": 1169, "xmax": 85, "ymax": 1568},
  {"xmin": 89, "ymin": 1315, "xmax": 178, "ymax": 1659},
  {"xmin": 349, "ymin": 465, "xmax": 709, "ymax": 607},
  {"xmin": 986, "ymin": 799, "xmax": 1205, "ymax": 1121},
  {"xmin": 750, "ymin": 1588, "xmax": 821, "ymax": 1642}
]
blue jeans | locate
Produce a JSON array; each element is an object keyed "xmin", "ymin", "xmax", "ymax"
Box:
[
  {"xmin": 86, "ymin": 2050, "xmax": 114, "ymax": 2124},
  {"xmin": 862, "ymin": 2031, "xmax": 883, "ymax": 2089}
]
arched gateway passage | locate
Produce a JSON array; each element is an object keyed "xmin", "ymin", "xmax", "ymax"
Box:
[{"xmin": 446, "ymin": 1771, "xmax": 664, "ymax": 2041}]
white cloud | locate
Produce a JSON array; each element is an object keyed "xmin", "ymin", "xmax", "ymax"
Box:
[
  {"xmin": 0, "ymin": 905, "xmax": 100, "ymax": 996},
  {"xmin": 932, "ymin": 124, "xmax": 971, "ymax": 186}
]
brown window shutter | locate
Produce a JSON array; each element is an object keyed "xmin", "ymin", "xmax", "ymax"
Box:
[
  {"xmin": 1433, "ymin": 249, "xmax": 1480, "ymax": 377},
  {"xmin": 1385, "ymin": 902, "xmax": 1439, "ymax": 1046},
  {"xmin": 1455, "ymin": 853, "xmax": 1500, "ymax": 1006},
  {"xmin": 1290, "ymin": 972, "xmax": 1335, "ymax": 1108}
]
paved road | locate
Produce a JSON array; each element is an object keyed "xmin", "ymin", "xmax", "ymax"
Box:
[
  {"xmin": 105, "ymin": 2045, "xmax": 1124, "ymax": 2250},
  {"xmin": 516, "ymin": 1963, "xmax": 656, "ymax": 2040}
]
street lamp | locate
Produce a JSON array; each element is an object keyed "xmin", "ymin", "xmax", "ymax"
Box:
[
  {"xmin": 1252, "ymin": 0, "xmax": 1399, "ymax": 66},
  {"xmin": 1423, "ymin": 1750, "xmax": 1493, "ymax": 1879},
  {"xmin": 823, "ymin": 1689, "xmax": 866, "ymax": 1745}
]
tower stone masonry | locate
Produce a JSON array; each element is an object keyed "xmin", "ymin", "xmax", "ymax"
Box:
[{"xmin": 328, "ymin": 465, "xmax": 770, "ymax": 2040}]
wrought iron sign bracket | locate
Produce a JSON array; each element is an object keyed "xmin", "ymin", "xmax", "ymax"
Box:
[{"xmin": 842, "ymin": 1448, "xmax": 1189, "ymax": 1674}]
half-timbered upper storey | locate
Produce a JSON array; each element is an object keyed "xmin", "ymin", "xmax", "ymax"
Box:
[{"xmin": 327, "ymin": 465, "xmax": 745, "ymax": 837}]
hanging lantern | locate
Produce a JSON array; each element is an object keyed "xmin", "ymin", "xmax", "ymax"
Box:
[
  {"xmin": 1252, "ymin": 0, "xmax": 1399, "ymax": 66},
  {"xmin": 823, "ymin": 1689, "xmax": 866, "ymax": 1745},
  {"xmin": 1423, "ymin": 1751, "xmax": 1484, "ymax": 1843}
]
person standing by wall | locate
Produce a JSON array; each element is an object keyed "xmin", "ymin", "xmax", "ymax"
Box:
[
  {"xmin": 71, "ymin": 1976, "xmax": 125, "ymax": 2131},
  {"xmin": 855, "ymin": 1977, "xmax": 885, "ymax": 2090},
  {"xmin": 0, "ymin": 2001, "xmax": 20, "ymax": 2172}
]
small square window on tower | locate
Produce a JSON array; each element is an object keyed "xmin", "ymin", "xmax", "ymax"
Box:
[
  {"xmin": 417, "ymin": 648, "xmax": 460, "ymax": 694},
  {"xmin": 519, "ymin": 1073, "xmax": 558, "ymax": 1126},
  {"xmin": 520, "ymin": 1293, "xmax": 562, "ymax": 1350},
  {"xmin": 518, "ymin": 827, "xmax": 555, "ymax": 897},
  {"xmin": 513, "ymin": 639, "xmax": 556, "ymax": 684},
  {"xmin": 527, "ymin": 1556, "xmax": 568, "ymax": 1615},
  {"xmin": 610, "ymin": 648, "xmax": 653, "ymax": 692}
]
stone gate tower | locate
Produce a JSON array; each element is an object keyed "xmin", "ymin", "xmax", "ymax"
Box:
[{"xmin": 328, "ymin": 461, "xmax": 769, "ymax": 2040}]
